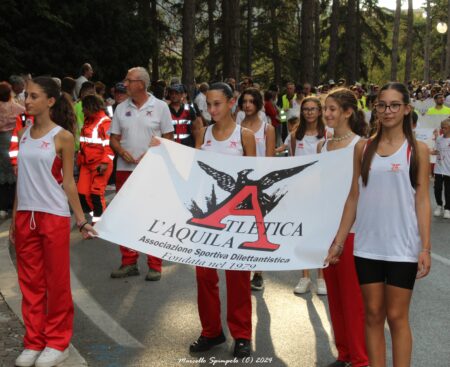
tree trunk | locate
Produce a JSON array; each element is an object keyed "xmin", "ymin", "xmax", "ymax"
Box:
[
  {"xmin": 404, "ymin": 0, "xmax": 414, "ymax": 83},
  {"xmin": 313, "ymin": 0, "xmax": 320, "ymax": 85},
  {"xmin": 182, "ymin": 0, "xmax": 196, "ymax": 99},
  {"xmin": 150, "ymin": 0, "xmax": 159, "ymax": 80},
  {"xmin": 424, "ymin": 0, "xmax": 431, "ymax": 83},
  {"xmin": 355, "ymin": 0, "xmax": 362, "ymax": 81},
  {"xmin": 326, "ymin": 0, "xmax": 340, "ymax": 81},
  {"xmin": 222, "ymin": 0, "xmax": 240, "ymax": 81},
  {"xmin": 270, "ymin": 5, "xmax": 281, "ymax": 86},
  {"xmin": 344, "ymin": 0, "xmax": 357, "ymax": 84},
  {"xmin": 207, "ymin": 0, "xmax": 216, "ymax": 80},
  {"xmin": 445, "ymin": 0, "xmax": 450, "ymax": 76},
  {"xmin": 390, "ymin": 0, "xmax": 401, "ymax": 81},
  {"xmin": 300, "ymin": 0, "xmax": 314, "ymax": 84},
  {"xmin": 246, "ymin": 0, "xmax": 253, "ymax": 77}
]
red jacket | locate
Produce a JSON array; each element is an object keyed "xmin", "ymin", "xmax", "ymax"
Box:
[
  {"xmin": 77, "ymin": 111, "xmax": 114, "ymax": 166},
  {"xmin": 9, "ymin": 113, "xmax": 34, "ymax": 167}
]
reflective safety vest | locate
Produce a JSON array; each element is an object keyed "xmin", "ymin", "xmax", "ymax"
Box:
[
  {"xmin": 9, "ymin": 113, "xmax": 34, "ymax": 166},
  {"xmin": 78, "ymin": 111, "xmax": 114, "ymax": 166},
  {"xmin": 170, "ymin": 103, "xmax": 196, "ymax": 147}
]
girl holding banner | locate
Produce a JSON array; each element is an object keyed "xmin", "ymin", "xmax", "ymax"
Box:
[
  {"xmin": 320, "ymin": 88, "xmax": 369, "ymax": 367},
  {"xmin": 238, "ymin": 87, "xmax": 275, "ymax": 291},
  {"xmin": 190, "ymin": 82, "xmax": 256, "ymax": 358},
  {"xmin": 326, "ymin": 82, "xmax": 431, "ymax": 367},
  {"xmin": 9, "ymin": 77, "xmax": 96, "ymax": 367}
]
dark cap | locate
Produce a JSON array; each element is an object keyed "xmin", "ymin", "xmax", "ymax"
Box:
[
  {"xmin": 168, "ymin": 84, "xmax": 185, "ymax": 93},
  {"xmin": 115, "ymin": 82, "xmax": 127, "ymax": 93}
]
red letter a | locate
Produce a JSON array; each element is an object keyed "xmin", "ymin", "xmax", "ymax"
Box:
[{"xmin": 188, "ymin": 185, "xmax": 279, "ymax": 251}]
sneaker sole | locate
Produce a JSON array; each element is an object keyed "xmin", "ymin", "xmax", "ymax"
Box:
[
  {"xmin": 110, "ymin": 271, "xmax": 140, "ymax": 278},
  {"xmin": 251, "ymin": 285, "xmax": 264, "ymax": 291},
  {"xmin": 35, "ymin": 350, "xmax": 68, "ymax": 367}
]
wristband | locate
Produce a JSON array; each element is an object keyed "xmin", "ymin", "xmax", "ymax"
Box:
[{"xmin": 77, "ymin": 220, "xmax": 88, "ymax": 232}]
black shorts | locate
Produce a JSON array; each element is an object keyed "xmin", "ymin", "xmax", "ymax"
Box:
[{"xmin": 354, "ymin": 256, "xmax": 418, "ymax": 290}]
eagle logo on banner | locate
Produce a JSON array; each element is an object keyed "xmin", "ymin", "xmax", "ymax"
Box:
[{"xmin": 187, "ymin": 160, "xmax": 317, "ymax": 252}]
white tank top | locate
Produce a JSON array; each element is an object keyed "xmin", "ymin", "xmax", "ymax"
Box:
[
  {"xmin": 321, "ymin": 135, "xmax": 360, "ymax": 233},
  {"xmin": 289, "ymin": 134, "xmax": 321, "ymax": 156},
  {"xmin": 254, "ymin": 121, "xmax": 267, "ymax": 157},
  {"xmin": 354, "ymin": 140, "xmax": 421, "ymax": 262},
  {"xmin": 434, "ymin": 136, "xmax": 450, "ymax": 175},
  {"xmin": 201, "ymin": 124, "xmax": 244, "ymax": 156},
  {"xmin": 17, "ymin": 126, "xmax": 70, "ymax": 217}
]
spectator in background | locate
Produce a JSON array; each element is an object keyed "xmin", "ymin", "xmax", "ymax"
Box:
[
  {"xmin": 74, "ymin": 81, "xmax": 96, "ymax": 153},
  {"xmin": 194, "ymin": 82, "xmax": 211, "ymax": 125},
  {"xmin": 426, "ymin": 93, "xmax": 450, "ymax": 115},
  {"xmin": 9, "ymin": 75, "xmax": 26, "ymax": 106},
  {"xmin": 74, "ymin": 63, "xmax": 94, "ymax": 99},
  {"xmin": 113, "ymin": 82, "xmax": 128, "ymax": 111},
  {"xmin": 151, "ymin": 80, "xmax": 167, "ymax": 101},
  {"xmin": 0, "ymin": 82, "xmax": 25, "ymax": 218},
  {"xmin": 61, "ymin": 77, "xmax": 76, "ymax": 102},
  {"xmin": 95, "ymin": 81, "xmax": 106, "ymax": 99}
]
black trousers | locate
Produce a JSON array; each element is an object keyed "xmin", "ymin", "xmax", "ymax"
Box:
[{"xmin": 434, "ymin": 174, "xmax": 450, "ymax": 210}]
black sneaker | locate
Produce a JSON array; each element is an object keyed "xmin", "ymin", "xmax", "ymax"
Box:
[
  {"xmin": 326, "ymin": 361, "xmax": 351, "ymax": 367},
  {"xmin": 189, "ymin": 332, "xmax": 226, "ymax": 353},
  {"xmin": 233, "ymin": 338, "xmax": 251, "ymax": 358},
  {"xmin": 110, "ymin": 264, "xmax": 140, "ymax": 278},
  {"xmin": 251, "ymin": 273, "xmax": 264, "ymax": 291}
]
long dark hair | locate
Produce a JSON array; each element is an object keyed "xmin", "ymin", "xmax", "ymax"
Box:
[
  {"xmin": 32, "ymin": 76, "xmax": 76, "ymax": 135},
  {"xmin": 326, "ymin": 88, "xmax": 367, "ymax": 137},
  {"xmin": 361, "ymin": 82, "xmax": 418, "ymax": 188},
  {"xmin": 295, "ymin": 96, "xmax": 325, "ymax": 141}
]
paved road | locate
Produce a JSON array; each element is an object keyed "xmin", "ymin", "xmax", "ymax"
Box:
[{"xmin": 1, "ymin": 198, "xmax": 450, "ymax": 366}]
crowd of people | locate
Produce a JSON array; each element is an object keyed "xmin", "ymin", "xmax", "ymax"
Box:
[{"xmin": 0, "ymin": 62, "xmax": 447, "ymax": 367}]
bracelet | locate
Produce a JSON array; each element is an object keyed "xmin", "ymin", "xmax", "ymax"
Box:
[
  {"xmin": 421, "ymin": 248, "xmax": 431, "ymax": 254},
  {"xmin": 78, "ymin": 220, "xmax": 89, "ymax": 232}
]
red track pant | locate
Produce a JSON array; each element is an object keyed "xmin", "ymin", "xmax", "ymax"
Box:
[
  {"xmin": 15, "ymin": 211, "xmax": 73, "ymax": 351},
  {"xmin": 323, "ymin": 233, "xmax": 368, "ymax": 367},
  {"xmin": 116, "ymin": 170, "xmax": 162, "ymax": 271},
  {"xmin": 196, "ymin": 267, "xmax": 252, "ymax": 340}
]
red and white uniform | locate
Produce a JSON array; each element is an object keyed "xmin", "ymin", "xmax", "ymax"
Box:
[
  {"xmin": 355, "ymin": 140, "xmax": 420, "ymax": 262},
  {"xmin": 9, "ymin": 113, "xmax": 34, "ymax": 167},
  {"xmin": 77, "ymin": 111, "xmax": 114, "ymax": 223},
  {"xmin": 15, "ymin": 125, "xmax": 73, "ymax": 351},
  {"xmin": 197, "ymin": 124, "xmax": 252, "ymax": 340},
  {"xmin": 322, "ymin": 135, "xmax": 368, "ymax": 367},
  {"xmin": 110, "ymin": 94, "xmax": 174, "ymax": 271},
  {"xmin": 287, "ymin": 133, "xmax": 322, "ymax": 156}
]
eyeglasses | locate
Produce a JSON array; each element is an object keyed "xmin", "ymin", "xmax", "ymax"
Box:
[
  {"xmin": 375, "ymin": 102, "xmax": 405, "ymax": 113},
  {"xmin": 302, "ymin": 107, "xmax": 320, "ymax": 113},
  {"xmin": 124, "ymin": 79, "xmax": 142, "ymax": 84}
]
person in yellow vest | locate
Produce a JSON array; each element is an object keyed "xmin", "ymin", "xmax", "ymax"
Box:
[
  {"xmin": 280, "ymin": 82, "xmax": 296, "ymax": 111},
  {"xmin": 426, "ymin": 93, "xmax": 450, "ymax": 115}
]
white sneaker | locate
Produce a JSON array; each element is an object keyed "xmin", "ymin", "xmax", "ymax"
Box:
[
  {"xmin": 294, "ymin": 277, "xmax": 311, "ymax": 294},
  {"xmin": 434, "ymin": 206, "xmax": 443, "ymax": 217},
  {"xmin": 0, "ymin": 210, "xmax": 7, "ymax": 219},
  {"xmin": 15, "ymin": 349, "xmax": 42, "ymax": 367},
  {"xmin": 444, "ymin": 210, "xmax": 450, "ymax": 219},
  {"xmin": 35, "ymin": 347, "xmax": 69, "ymax": 367},
  {"xmin": 316, "ymin": 278, "xmax": 328, "ymax": 295}
]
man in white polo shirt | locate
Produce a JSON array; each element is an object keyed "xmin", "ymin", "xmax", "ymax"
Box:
[{"xmin": 110, "ymin": 66, "xmax": 174, "ymax": 281}]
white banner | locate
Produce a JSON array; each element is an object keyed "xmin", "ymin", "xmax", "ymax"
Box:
[{"xmin": 96, "ymin": 139, "xmax": 353, "ymax": 271}]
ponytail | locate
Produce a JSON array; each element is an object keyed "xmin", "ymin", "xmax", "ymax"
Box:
[{"xmin": 350, "ymin": 109, "xmax": 368, "ymax": 137}]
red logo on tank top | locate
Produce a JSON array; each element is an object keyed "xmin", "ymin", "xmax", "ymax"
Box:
[
  {"xmin": 21, "ymin": 137, "xmax": 27, "ymax": 143},
  {"xmin": 390, "ymin": 163, "xmax": 401, "ymax": 172},
  {"xmin": 40, "ymin": 141, "xmax": 50, "ymax": 149},
  {"xmin": 205, "ymin": 140, "xmax": 212, "ymax": 146},
  {"xmin": 229, "ymin": 141, "xmax": 238, "ymax": 148},
  {"xmin": 297, "ymin": 143, "xmax": 304, "ymax": 149}
]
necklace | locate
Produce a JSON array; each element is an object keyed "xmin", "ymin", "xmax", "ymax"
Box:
[{"xmin": 330, "ymin": 131, "xmax": 354, "ymax": 142}]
